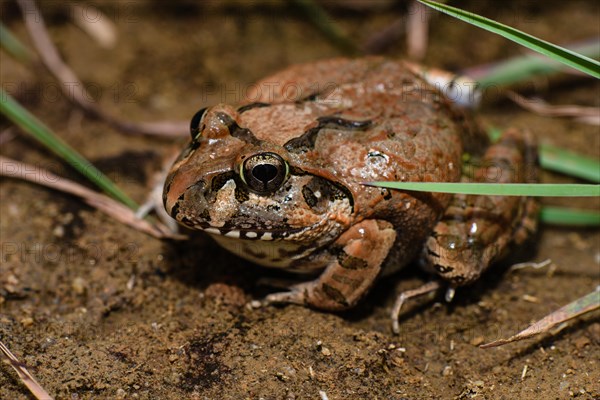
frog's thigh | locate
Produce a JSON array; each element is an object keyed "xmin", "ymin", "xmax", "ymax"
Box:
[
  {"xmin": 265, "ymin": 219, "xmax": 396, "ymax": 311},
  {"xmin": 422, "ymin": 128, "xmax": 537, "ymax": 287}
]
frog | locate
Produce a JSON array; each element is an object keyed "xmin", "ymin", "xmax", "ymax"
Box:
[{"xmin": 162, "ymin": 57, "xmax": 538, "ymax": 331}]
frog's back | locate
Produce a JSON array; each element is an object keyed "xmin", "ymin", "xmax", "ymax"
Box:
[{"xmin": 246, "ymin": 58, "xmax": 469, "ymax": 219}]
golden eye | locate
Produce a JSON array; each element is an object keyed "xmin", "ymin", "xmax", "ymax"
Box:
[
  {"xmin": 240, "ymin": 152, "xmax": 289, "ymax": 194},
  {"xmin": 190, "ymin": 107, "xmax": 208, "ymax": 139}
]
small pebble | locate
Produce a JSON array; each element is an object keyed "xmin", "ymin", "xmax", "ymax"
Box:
[
  {"xmin": 20, "ymin": 317, "xmax": 34, "ymax": 327},
  {"xmin": 573, "ymin": 336, "xmax": 590, "ymax": 350},
  {"xmin": 321, "ymin": 347, "xmax": 331, "ymax": 356},
  {"xmin": 250, "ymin": 300, "xmax": 262, "ymax": 308},
  {"xmin": 7, "ymin": 274, "xmax": 19, "ymax": 285},
  {"xmin": 275, "ymin": 372, "xmax": 289, "ymax": 381},
  {"xmin": 72, "ymin": 277, "xmax": 87, "ymax": 295},
  {"xmin": 470, "ymin": 336, "xmax": 485, "ymax": 346},
  {"xmin": 52, "ymin": 225, "xmax": 65, "ymax": 238},
  {"xmin": 116, "ymin": 388, "xmax": 126, "ymax": 399}
]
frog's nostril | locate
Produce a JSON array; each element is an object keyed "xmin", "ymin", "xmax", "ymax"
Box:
[
  {"xmin": 252, "ymin": 164, "xmax": 278, "ymax": 183},
  {"xmin": 241, "ymin": 152, "xmax": 289, "ymax": 194}
]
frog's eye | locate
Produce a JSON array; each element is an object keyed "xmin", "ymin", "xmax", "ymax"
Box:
[
  {"xmin": 190, "ymin": 107, "xmax": 208, "ymax": 139},
  {"xmin": 240, "ymin": 152, "xmax": 289, "ymax": 194}
]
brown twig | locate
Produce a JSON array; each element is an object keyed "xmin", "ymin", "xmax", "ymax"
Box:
[
  {"xmin": 0, "ymin": 156, "xmax": 186, "ymax": 240},
  {"xmin": 406, "ymin": 0, "xmax": 429, "ymax": 60},
  {"xmin": 0, "ymin": 341, "xmax": 54, "ymax": 400},
  {"xmin": 16, "ymin": 0, "xmax": 188, "ymax": 138},
  {"xmin": 508, "ymin": 91, "xmax": 600, "ymax": 125}
]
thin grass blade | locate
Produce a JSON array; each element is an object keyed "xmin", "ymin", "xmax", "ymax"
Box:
[
  {"xmin": 540, "ymin": 144, "xmax": 600, "ymax": 183},
  {"xmin": 418, "ymin": 0, "xmax": 600, "ymax": 78},
  {"xmin": 467, "ymin": 39, "xmax": 600, "ymax": 88},
  {"xmin": 0, "ymin": 89, "xmax": 138, "ymax": 210},
  {"xmin": 540, "ymin": 206, "xmax": 600, "ymax": 226},
  {"xmin": 0, "ymin": 22, "xmax": 35, "ymax": 62},
  {"xmin": 0, "ymin": 341, "xmax": 55, "ymax": 400},
  {"xmin": 366, "ymin": 182, "xmax": 600, "ymax": 197},
  {"xmin": 485, "ymin": 128, "xmax": 600, "ymax": 183}
]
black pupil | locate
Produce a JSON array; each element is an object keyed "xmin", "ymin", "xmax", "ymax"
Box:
[{"xmin": 252, "ymin": 164, "xmax": 278, "ymax": 183}]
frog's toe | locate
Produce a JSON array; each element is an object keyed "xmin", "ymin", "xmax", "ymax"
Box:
[
  {"xmin": 263, "ymin": 288, "xmax": 307, "ymax": 307},
  {"xmin": 390, "ymin": 281, "xmax": 441, "ymax": 334}
]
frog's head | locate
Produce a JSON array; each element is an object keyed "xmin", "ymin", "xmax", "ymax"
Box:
[{"xmin": 163, "ymin": 103, "xmax": 354, "ymax": 246}]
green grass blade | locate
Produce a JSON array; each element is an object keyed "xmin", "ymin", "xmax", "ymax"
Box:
[
  {"xmin": 0, "ymin": 22, "xmax": 35, "ymax": 63},
  {"xmin": 473, "ymin": 40, "xmax": 600, "ymax": 88},
  {"xmin": 0, "ymin": 89, "xmax": 139, "ymax": 210},
  {"xmin": 418, "ymin": 0, "xmax": 600, "ymax": 78},
  {"xmin": 539, "ymin": 144, "xmax": 600, "ymax": 183},
  {"xmin": 485, "ymin": 128, "xmax": 600, "ymax": 183},
  {"xmin": 540, "ymin": 206, "xmax": 600, "ymax": 226},
  {"xmin": 366, "ymin": 182, "xmax": 600, "ymax": 197}
]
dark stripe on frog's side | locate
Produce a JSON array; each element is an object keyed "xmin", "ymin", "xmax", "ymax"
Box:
[
  {"xmin": 216, "ymin": 112, "xmax": 261, "ymax": 146},
  {"xmin": 331, "ymin": 273, "xmax": 361, "ymax": 290},
  {"xmin": 321, "ymin": 284, "xmax": 349, "ymax": 307},
  {"xmin": 426, "ymin": 248, "xmax": 440, "ymax": 258},
  {"xmin": 284, "ymin": 116, "xmax": 373, "ymax": 153},
  {"xmin": 337, "ymin": 251, "xmax": 368, "ymax": 270},
  {"xmin": 302, "ymin": 185, "xmax": 318, "ymax": 207},
  {"xmin": 237, "ymin": 102, "xmax": 271, "ymax": 113},
  {"xmin": 298, "ymin": 175, "xmax": 355, "ymax": 211},
  {"xmin": 433, "ymin": 263, "xmax": 453, "ymax": 273}
]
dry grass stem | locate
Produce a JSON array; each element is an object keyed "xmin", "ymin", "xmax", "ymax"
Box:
[
  {"xmin": 0, "ymin": 341, "xmax": 54, "ymax": 400},
  {"xmin": 0, "ymin": 156, "xmax": 185, "ymax": 240},
  {"xmin": 16, "ymin": 0, "xmax": 188, "ymax": 138},
  {"xmin": 406, "ymin": 0, "xmax": 430, "ymax": 60},
  {"xmin": 70, "ymin": 4, "xmax": 117, "ymax": 49},
  {"xmin": 481, "ymin": 288, "xmax": 600, "ymax": 348}
]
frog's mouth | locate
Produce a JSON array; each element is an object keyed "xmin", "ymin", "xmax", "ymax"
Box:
[{"xmin": 197, "ymin": 224, "xmax": 307, "ymax": 241}]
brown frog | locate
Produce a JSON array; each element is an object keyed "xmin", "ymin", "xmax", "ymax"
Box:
[{"xmin": 162, "ymin": 58, "xmax": 538, "ymax": 330}]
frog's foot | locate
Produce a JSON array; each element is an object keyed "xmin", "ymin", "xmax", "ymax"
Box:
[
  {"xmin": 265, "ymin": 219, "xmax": 397, "ymax": 311},
  {"xmin": 391, "ymin": 281, "xmax": 441, "ymax": 334}
]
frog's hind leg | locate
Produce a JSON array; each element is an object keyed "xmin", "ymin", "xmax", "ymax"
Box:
[
  {"xmin": 421, "ymin": 128, "xmax": 539, "ymax": 288},
  {"xmin": 264, "ymin": 219, "xmax": 396, "ymax": 311}
]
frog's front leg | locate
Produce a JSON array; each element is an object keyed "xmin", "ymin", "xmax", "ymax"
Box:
[
  {"xmin": 265, "ymin": 219, "xmax": 396, "ymax": 311},
  {"xmin": 421, "ymin": 128, "xmax": 539, "ymax": 287}
]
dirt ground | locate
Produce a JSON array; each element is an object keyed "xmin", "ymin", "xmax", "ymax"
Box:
[{"xmin": 1, "ymin": 1, "xmax": 599, "ymax": 399}]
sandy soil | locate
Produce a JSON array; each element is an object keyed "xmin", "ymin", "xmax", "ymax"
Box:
[{"xmin": 1, "ymin": 1, "xmax": 599, "ymax": 399}]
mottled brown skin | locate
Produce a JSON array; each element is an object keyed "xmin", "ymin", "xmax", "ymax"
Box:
[
  {"xmin": 162, "ymin": 58, "xmax": 538, "ymax": 316},
  {"xmin": 422, "ymin": 129, "xmax": 539, "ymax": 286}
]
